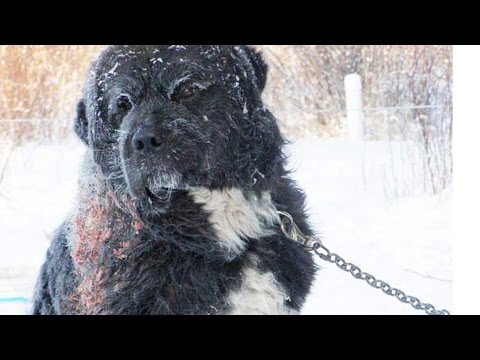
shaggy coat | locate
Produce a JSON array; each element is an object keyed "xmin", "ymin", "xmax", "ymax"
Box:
[{"xmin": 32, "ymin": 45, "xmax": 317, "ymax": 315}]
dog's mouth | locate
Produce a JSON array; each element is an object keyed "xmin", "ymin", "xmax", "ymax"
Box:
[
  {"xmin": 121, "ymin": 161, "xmax": 185, "ymax": 199},
  {"xmin": 138, "ymin": 182, "xmax": 189, "ymax": 208},
  {"xmin": 144, "ymin": 186, "xmax": 182, "ymax": 201},
  {"xmin": 127, "ymin": 186, "xmax": 176, "ymax": 215}
]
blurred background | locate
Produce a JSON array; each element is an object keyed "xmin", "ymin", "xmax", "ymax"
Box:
[{"xmin": 0, "ymin": 45, "xmax": 452, "ymax": 315}]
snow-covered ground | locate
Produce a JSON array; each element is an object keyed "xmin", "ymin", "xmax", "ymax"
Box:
[{"xmin": 0, "ymin": 138, "xmax": 451, "ymax": 315}]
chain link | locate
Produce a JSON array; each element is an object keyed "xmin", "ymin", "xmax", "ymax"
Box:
[{"xmin": 278, "ymin": 211, "xmax": 450, "ymax": 316}]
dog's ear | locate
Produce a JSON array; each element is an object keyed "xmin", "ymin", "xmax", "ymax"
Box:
[
  {"xmin": 74, "ymin": 100, "xmax": 89, "ymax": 145},
  {"xmin": 234, "ymin": 46, "xmax": 269, "ymax": 93},
  {"xmin": 245, "ymin": 108, "xmax": 284, "ymax": 185}
]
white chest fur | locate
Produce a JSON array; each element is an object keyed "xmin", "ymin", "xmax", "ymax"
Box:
[
  {"xmin": 189, "ymin": 187, "xmax": 294, "ymax": 315},
  {"xmin": 189, "ymin": 187, "xmax": 280, "ymax": 255},
  {"xmin": 226, "ymin": 255, "xmax": 296, "ymax": 315}
]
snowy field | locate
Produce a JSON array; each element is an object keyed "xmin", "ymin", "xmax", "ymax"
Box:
[{"xmin": 0, "ymin": 137, "xmax": 452, "ymax": 315}]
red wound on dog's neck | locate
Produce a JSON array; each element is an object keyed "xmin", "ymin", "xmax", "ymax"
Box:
[
  {"xmin": 72, "ymin": 198, "xmax": 111, "ymax": 314},
  {"xmin": 70, "ymin": 164, "xmax": 144, "ymax": 314}
]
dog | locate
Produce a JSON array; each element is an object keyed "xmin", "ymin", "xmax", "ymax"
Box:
[{"xmin": 32, "ymin": 45, "xmax": 317, "ymax": 315}]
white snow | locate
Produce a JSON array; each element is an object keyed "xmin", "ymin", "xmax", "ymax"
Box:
[
  {"xmin": 108, "ymin": 62, "xmax": 119, "ymax": 76},
  {"xmin": 288, "ymin": 139, "xmax": 451, "ymax": 315},
  {"xmin": 0, "ymin": 138, "xmax": 451, "ymax": 315}
]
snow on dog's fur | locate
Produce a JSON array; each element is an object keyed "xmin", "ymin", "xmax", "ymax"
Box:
[{"xmin": 32, "ymin": 45, "xmax": 317, "ymax": 315}]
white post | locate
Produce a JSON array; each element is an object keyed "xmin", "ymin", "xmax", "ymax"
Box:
[{"xmin": 344, "ymin": 73, "xmax": 364, "ymax": 141}]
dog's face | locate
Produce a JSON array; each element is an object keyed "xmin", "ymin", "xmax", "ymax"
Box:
[{"xmin": 75, "ymin": 45, "xmax": 282, "ymax": 212}]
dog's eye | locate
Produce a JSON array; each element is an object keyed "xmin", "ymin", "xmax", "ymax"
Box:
[
  {"xmin": 172, "ymin": 83, "xmax": 205, "ymax": 101},
  {"xmin": 117, "ymin": 95, "xmax": 133, "ymax": 112},
  {"xmin": 181, "ymin": 86, "xmax": 196, "ymax": 98}
]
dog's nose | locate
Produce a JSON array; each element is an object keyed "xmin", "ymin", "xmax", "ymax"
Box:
[{"xmin": 132, "ymin": 128, "xmax": 162, "ymax": 153}]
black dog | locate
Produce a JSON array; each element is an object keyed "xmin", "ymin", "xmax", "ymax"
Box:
[{"xmin": 32, "ymin": 45, "xmax": 317, "ymax": 315}]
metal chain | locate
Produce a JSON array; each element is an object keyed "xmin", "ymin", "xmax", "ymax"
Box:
[{"xmin": 277, "ymin": 211, "xmax": 450, "ymax": 315}]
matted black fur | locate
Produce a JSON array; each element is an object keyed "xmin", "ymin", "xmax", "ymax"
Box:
[{"xmin": 32, "ymin": 45, "xmax": 317, "ymax": 315}]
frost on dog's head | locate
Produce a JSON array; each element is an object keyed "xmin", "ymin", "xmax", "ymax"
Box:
[{"xmin": 74, "ymin": 45, "xmax": 284, "ymax": 213}]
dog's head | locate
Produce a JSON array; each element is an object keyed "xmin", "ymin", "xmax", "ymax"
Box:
[{"xmin": 75, "ymin": 45, "xmax": 283, "ymax": 212}]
